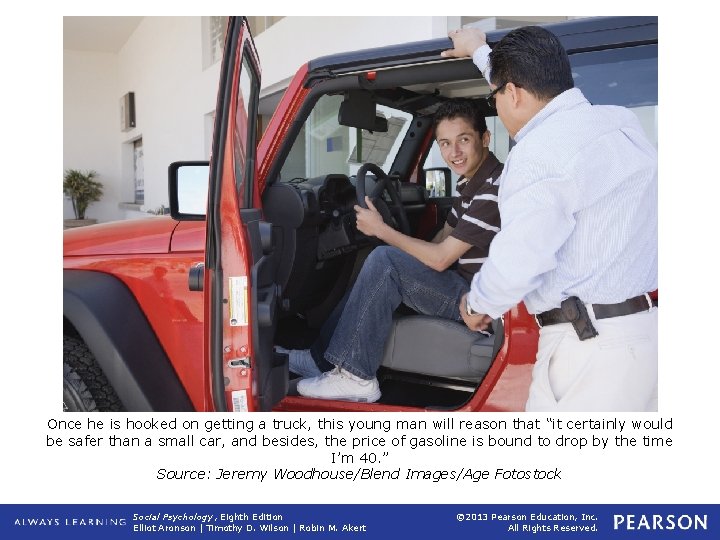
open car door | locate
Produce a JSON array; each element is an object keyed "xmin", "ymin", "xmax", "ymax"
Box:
[{"xmin": 204, "ymin": 17, "xmax": 287, "ymax": 412}]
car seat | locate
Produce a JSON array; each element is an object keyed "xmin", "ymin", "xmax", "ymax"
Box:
[{"xmin": 380, "ymin": 315, "xmax": 503, "ymax": 381}]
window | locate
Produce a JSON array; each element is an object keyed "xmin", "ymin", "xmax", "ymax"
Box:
[
  {"xmin": 202, "ymin": 16, "xmax": 229, "ymax": 69},
  {"xmin": 280, "ymin": 95, "xmax": 413, "ymax": 182},
  {"xmin": 133, "ymin": 138, "xmax": 144, "ymax": 204},
  {"xmin": 247, "ymin": 16, "xmax": 284, "ymax": 37},
  {"xmin": 460, "ymin": 16, "xmax": 572, "ymax": 31},
  {"xmin": 233, "ymin": 52, "xmax": 260, "ymax": 207}
]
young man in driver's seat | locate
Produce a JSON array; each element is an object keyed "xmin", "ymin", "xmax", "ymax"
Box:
[{"xmin": 281, "ymin": 98, "xmax": 504, "ymax": 402}]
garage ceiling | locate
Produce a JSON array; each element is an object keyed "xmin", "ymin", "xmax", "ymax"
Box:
[{"xmin": 63, "ymin": 16, "xmax": 143, "ymax": 53}]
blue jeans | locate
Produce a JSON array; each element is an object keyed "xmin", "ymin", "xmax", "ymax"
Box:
[{"xmin": 312, "ymin": 246, "xmax": 470, "ymax": 379}]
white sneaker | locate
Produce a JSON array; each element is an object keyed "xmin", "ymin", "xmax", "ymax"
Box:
[
  {"xmin": 297, "ymin": 367, "xmax": 381, "ymax": 403},
  {"xmin": 275, "ymin": 346, "xmax": 323, "ymax": 378}
]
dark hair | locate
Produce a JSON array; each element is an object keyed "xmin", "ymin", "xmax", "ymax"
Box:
[
  {"xmin": 433, "ymin": 98, "xmax": 487, "ymax": 137},
  {"xmin": 489, "ymin": 26, "xmax": 574, "ymax": 101}
]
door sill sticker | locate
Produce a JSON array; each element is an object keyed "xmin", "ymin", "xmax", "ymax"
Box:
[
  {"xmin": 231, "ymin": 390, "xmax": 249, "ymax": 412},
  {"xmin": 228, "ymin": 276, "xmax": 248, "ymax": 326}
]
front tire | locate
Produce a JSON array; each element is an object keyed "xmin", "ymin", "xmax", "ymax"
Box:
[
  {"xmin": 63, "ymin": 362, "xmax": 97, "ymax": 412},
  {"xmin": 63, "ymin": 335, "xmax": 124, "ymax": 411}
]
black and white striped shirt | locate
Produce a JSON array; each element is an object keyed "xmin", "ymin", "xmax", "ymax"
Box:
[{"xmin": 446, "ymin": 152, "xmax": 503, "ymax": 283}]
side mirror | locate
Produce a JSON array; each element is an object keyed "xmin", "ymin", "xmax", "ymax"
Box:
[
  {"xmin": 338, "ymin": 90, "xmax": 388, "ymax": 133},
  {"xmin": 168, "ymin": 161, "xmax": 209, "ymax": 220},
  {"xmin": 424, "ymin": 167, "xmax": 451, "ymax": 198}
]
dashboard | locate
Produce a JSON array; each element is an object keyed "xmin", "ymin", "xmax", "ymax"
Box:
[
  {"xmin": 291, "ymin": 174, "xmax": 367, "ymax": 260},
  {"xmin": 279, "ymin": 173, "xmax": 427, "ymax": 261}
]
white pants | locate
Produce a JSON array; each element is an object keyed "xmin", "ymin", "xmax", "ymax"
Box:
[{"xmin": 525, "ymin": 308, "xmax": 658, "ymax": 412}]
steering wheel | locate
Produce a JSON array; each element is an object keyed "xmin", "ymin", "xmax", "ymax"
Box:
[{"xmin": 355, "ymin": 163, "xmax": 410, "ymax": 235}]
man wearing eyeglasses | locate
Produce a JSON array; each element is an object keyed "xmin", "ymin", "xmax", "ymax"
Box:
[{"xmin": 443, "ymin": 26, "xmax": 658, "ymax": 412}]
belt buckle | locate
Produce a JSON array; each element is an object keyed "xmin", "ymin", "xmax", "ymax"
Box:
[
  {"xmin": 534, "ymin": 314, "xmax": 542, "ymax": 328},
  {"xmin": 644, "ymin": 292, "xmax": 653, "ymax": 311}
]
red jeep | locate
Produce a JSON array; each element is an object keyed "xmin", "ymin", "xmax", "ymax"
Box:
[{"xmin": 63, "ymin": 16, "xmax": 658, "ymax": 412}]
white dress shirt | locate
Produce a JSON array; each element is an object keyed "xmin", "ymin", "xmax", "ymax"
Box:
[{"xmin": 467, "ymin": 87, "xmax": 658, "ymax": 317}]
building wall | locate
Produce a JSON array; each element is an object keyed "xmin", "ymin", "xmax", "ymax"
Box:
[
  {"xmin": 64, "ymin": 17, "xmax": 222, "ymax": 221},
  {"xmin": 115, "ymin": 17, "xmax": 221, "ymax": 218},
  {"xmin": 255, "ymin": 17, "xmax": 452, "ymax": 99},
  {"xmin": 63, "ymin": 50, "xmax": 121, "ymax": 221}
]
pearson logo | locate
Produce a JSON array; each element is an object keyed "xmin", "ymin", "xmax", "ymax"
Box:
[{"xmin": 613, "ymin": 514, "xmax": 708, "ymax": 531}]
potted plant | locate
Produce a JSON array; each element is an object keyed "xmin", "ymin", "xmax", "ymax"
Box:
[{"xmin": 63, "ymin": 169, "xmax": 104, "ymax": 228}]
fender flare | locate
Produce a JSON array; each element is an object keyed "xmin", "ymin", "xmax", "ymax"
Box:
[{"xmin": 63, "ymin": 269, "xmax": 194, "ymax": 412}]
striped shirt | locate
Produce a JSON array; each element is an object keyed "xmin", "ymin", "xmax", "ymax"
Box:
[
  {"xmin": 446, "ymin": 152, "xmax": 504, "ymax": 282},
  {"xmin": 467, "ymin": 88, "xmax": 658, "ymax": 316}
]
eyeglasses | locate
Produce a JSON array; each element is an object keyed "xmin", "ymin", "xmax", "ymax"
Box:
[{"xmin": 486, "ymin": 82, "xmax": 508, "ymax": 110}]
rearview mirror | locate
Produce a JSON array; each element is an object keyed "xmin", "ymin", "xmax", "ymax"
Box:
[
  {"xmin": 338, "ymin": 90, "xmax": 388, "ymax": 132},
  {"xmin": 168, "ymin": 161, "xmax": 209, "ymax": 220},
  {"xmin": 371, "ymin": 115, "xmax": 388, "ymax": 132}
]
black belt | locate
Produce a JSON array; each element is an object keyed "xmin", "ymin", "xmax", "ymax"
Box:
[{"xmin": 536, "ymin": 294, "xmax": 657, "ymax": 328}]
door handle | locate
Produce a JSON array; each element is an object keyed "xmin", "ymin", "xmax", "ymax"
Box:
[{"xmin": 188, "ymin": 263, "xmax": 204, "ymax": 291}]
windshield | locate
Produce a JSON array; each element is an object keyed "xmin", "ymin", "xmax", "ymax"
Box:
[{"xmin": 279, "ymin": 94, "xmax": 413, "ymax": 181}]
